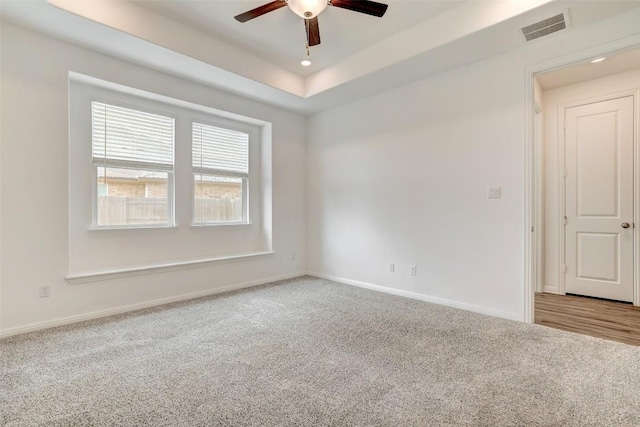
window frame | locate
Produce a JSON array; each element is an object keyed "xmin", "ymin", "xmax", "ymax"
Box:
[
  {"xmin": 92, "ymin": 165, "xmax": 175, "ymax": 229},
  {"xmin": 89, "ymin": 98, "xmax": 177, "ymax": 229},
  {"xmin": 192, "ymin": 174, "xmax": 248, "ymax": 225},
  {"xmin": 189, "ymin": 117, "xmax": 259, "ymax": 227}
]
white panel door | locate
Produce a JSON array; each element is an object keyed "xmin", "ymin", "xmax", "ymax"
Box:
[{"xmin": 565, "ymin": 96, "xmax": 634, "ymax": 302}]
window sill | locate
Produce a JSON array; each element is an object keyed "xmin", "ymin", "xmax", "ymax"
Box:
[
  {"xmin": 66, "ymin": 251, "xmax": 274, "ymax": 285},
  {"xmin": 89, "ymin": 225, "xmax": 178, "ymax": 231},
  {"xmin": 190, "ymin": 222, "xmax": 251, "ymax": 228}
]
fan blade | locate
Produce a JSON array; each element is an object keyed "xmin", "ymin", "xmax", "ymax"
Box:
[
  {"xmin": 305, "ymin": 17, "xmax": 321, "ymax": 47},
  {"xmin": 329, "ymin": 0, "xmax": 388, "ymax": 17},
  {"xmin": 234, "ymin": 0, "xmax": 287, "ymax": 23}
]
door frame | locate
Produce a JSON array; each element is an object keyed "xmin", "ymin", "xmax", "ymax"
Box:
[
  {"xmin": 524, "ymin": 34, "xmax": 640, "ymax": 323},
  {"xmin": 557, "ymin": 92, "xmax": 638, "ymax": 298}
]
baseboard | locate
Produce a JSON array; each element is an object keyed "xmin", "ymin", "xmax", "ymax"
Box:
[
  {"xmin": 543, "ymin": 286, "xmax": 559, "ymax": 294},
  {"xmin": 0, "ymin": 272, "xmax": 306, "ymax": 339},
  {"xmin": 308, "ymin": 272, "xmax": 523, "ymax": 322},
  {"xmin": 1, "ymin": 271, "xmax": 523, "ymax": 338}
]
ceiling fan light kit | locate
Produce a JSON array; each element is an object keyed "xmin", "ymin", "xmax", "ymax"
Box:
[
  {"xmin": 288, "ymin": 0, "xmax": 328, "ymax": 19},
  {"xmin": 234, "ymin": 0, "xmax": 388, "ymax": 50}
]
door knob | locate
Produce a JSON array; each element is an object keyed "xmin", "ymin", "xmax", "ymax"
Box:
[{"xmin": 621, "ymin": 222, "xmax": 630, "ymax": 229}]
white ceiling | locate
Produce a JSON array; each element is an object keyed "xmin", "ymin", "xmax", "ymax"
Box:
[
  {"xmin": 2, "ymin": 0, "xmax": 640, "ymax": 114},
  {"xmin": 135, "ymin": 0, "xmax": 464, "ymax": 76},
  {"xmin": 537, "ymin": 46, "xmax": 640, "ymax": 90}
]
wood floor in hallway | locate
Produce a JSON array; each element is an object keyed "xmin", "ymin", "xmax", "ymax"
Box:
[{"xmin": 535, "ymin": 292, "xmax": 640, "ymax": 346}]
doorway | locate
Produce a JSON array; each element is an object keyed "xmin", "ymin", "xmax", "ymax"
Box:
[{"xmin": 525, "ymin": 45, "xmax": 640, "ymax": 341}]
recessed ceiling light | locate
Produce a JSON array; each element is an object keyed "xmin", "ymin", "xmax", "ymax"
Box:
[
  {"xmin": 590, "ymin": 57, "xmax": 606, "ymax": 64},
  {"xmin": 301, "ymin": 59, "xmax": 312, "ymax": 67}
]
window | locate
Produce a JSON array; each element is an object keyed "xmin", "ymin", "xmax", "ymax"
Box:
[
  {"xmin": 91, "ymin": 102, "xmax": 174, "ymax": 227},
  {"xmin": 69, "ymin": 76, "xmax": 271, "ymax": 279},
  {"xmin": 192, "ymin": 122, "xmax": 249, "ymax": 224}
]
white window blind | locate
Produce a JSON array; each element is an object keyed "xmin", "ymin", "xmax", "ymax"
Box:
[
  {"xmin": 192, "ymin": 122, "xmax": 249, "ymax": 177},
  {"xmin": 92, "ymin": 102, "xmax": 174, "ymax": 169}
]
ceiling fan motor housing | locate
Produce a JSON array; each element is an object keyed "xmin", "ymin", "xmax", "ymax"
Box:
[{"xmin": 287, "ymin": 0, "xmax": 328, "ymax": 19}]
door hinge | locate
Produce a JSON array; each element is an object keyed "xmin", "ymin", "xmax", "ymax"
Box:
[
  {"xmin": 564, "ymin": 170, "xmax": 568, "ymax": 178},
  {"xmin": 531, "ymin": 226, "xmax": 534, "ymax": 232},
  {"xmin": 564, "ymin": 265, "xmax": 568, "ymax": 273},
  {"xmin": 563, "ymin": 216, "xmax": 567, "ymax": 225}
]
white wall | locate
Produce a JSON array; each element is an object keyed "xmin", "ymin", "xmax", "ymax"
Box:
[
  {"xmin": 0, "ymin": 23, "xmax": 306, "ymax": 334},
  {"xmin": 542, "ymin": 68, "xmax": 640, "ymax": 293},
  {"xmin": 307, "ymin": 10, "xmax": 640, "ymax": 321}
]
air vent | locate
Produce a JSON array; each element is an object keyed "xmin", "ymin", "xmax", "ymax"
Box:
[{"xmin": 521, "ymin": 11, "xmax": 570, "ymax": 42}]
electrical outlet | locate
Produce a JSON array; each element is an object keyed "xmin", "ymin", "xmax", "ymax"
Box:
[
  {"xmin": 39, "ymin": 285, "xmax": 51, "ymax": 298},
  {"xmin": 410, "ymin": 265, "xmax": 417, "ymax": 276},
  {"xmin": 389, "ymin": 263, "xmax": 395, "ymax": 273}
]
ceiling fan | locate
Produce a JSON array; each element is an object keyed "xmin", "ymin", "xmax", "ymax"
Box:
[{"xmin": 234, "ymin": 0, "xmax": 389, "ymax": 48}]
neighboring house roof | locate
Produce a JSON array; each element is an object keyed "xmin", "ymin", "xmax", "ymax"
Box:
[{"xmin": 98, "ymin": 169, "xmax": 165, "ymax": 180}]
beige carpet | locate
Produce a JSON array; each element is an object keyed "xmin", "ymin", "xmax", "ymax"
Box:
[{"xmin": 2, "ymin": 276, "xmax": 639, "ymax": 426}]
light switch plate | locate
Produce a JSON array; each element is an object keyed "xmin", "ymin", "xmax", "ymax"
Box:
[{"xmin": 488, "ymin": 187, "xmax": 502, "ymax": 199}]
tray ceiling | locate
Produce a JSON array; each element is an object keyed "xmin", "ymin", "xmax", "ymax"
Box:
[
  {"xmin": 135, "ymin": 0, "xmax": 464, "ymax": 76},
  {"xmin": 2, "ymin": 0, "xmax": 640, "ymax": 113}
]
